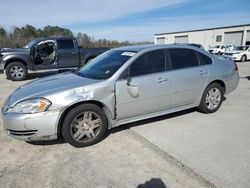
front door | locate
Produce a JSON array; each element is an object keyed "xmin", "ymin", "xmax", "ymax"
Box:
[
  {"xmin": 32, "ymin": 40, "xmax": 58, "ymax": 69},
  {"xmin": 115, "ymin": 49, "xmax": 171, "ymax": 120}
]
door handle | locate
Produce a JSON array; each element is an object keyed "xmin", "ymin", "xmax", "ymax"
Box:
[
  {"xmin": 158, "ymin": 77, "xmax": 168, "ymax": 83},
  {"xmin": 200, "ymin": 70, "xmax": 208, "ymax": 75},
  {"xmin": 72, "ymin": 52, "xmax": 78, "ymax": 55}
]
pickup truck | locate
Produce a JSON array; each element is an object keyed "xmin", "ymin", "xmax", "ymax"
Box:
[{"xmin": 0, "ymin": 37, "xmax": 109, "ymax": 81}]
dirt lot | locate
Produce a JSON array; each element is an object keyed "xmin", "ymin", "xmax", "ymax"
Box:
[{"xmin": 0, "ymin": 72, "xmax": 209, "ymax": 188}]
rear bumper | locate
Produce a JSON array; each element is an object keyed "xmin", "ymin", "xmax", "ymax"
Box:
[{"xmin": 225, "ymin": 71, "xmax": 239, "ymax": 95}]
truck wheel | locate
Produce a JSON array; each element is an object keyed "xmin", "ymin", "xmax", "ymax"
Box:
[
  {"xmin": 6, "ymin": 62, "xmax": 28, "ymax": 81},
  {"xmin": 197, "ymin": 83, "xmax": 224, "ymax": 113},
  {"xmin": 62, "ymin": 104, "xmax": 108, "ymax": 148},
  {"xmin": 240, "ymin": 55, "xmax": 246, "ymax": 62}
]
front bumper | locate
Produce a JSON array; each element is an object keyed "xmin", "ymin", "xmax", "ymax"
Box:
[
  {"xmin": 0, "ymin": 62, "xmax": 4, "ymax": 73},
  {"xmin": 223, "ymin": 55, "xmax": 241, "ymax": 61},
  {"xmin": 1, "ymin": 109, "xmax": 62, "ymax": 141}
]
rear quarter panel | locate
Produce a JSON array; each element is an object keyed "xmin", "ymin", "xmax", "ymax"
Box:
[{"xmin": 208, "ymin": 56, "xmax": 239, "ymax": 95}]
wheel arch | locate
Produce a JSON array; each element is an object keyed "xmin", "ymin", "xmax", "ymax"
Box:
[
  {"xmin": 57, "ymin": 100, "xmax": 113, "ymax": 137},
  {"xmin": 207, "ymin": 80, "xmax": 226, "ymax": 94},
  {"xmin": 4, "ymin": 58, "xmax": 28, "ymax": 69}
]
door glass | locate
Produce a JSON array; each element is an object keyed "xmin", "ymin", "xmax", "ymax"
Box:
[
  {"xmin": 169, "ymin": 48, "xmax": 199, "ymax": 70},
  {"xmin": 130, "ymin": 49, "xmax": 165, "ymax": 77},
  {"xmin": 57, "ymin": 40, "xmax": 74, "ymax": 49}
]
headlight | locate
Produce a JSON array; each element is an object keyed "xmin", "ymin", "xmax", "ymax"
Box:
[{"xmin": 10, "ymin": 98, "xmax": 51, "ymax": 114}]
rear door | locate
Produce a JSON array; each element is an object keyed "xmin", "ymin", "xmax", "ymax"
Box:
[
  {"xmin": 167, "ymin": 48, "xmax": 210, "ymax": 108},
  {"xmin": 115, "ymin": 49, "xmax": 171, "ymax": 120},
  {"xmin": 57, "ymin": 39, "xmax": 80, "ymax": 67}
]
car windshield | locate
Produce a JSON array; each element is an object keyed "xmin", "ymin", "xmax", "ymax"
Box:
[
  {"xmin": 235, "ymin": 46, "xmax": 248, "ymax": 51},
  {"xmin": 23, "ymin": 38, "xmax": 42, "ymax": 48},
  {"xmin": 78, "ymin": 50, "xmax": 136, "ymax": 80}
]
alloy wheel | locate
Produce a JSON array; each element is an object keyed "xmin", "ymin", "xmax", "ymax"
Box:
[
  {"xmin": 205, "ymin": 88, "xmax": 221, "ymax": 110},
  {"xmin": 70, "ymin": 111, "xmax": 102, "ymax": 143}
]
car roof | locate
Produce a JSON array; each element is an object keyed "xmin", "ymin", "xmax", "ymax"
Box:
[
  {"xmin": 116, "ymin": 44, "xmax": 202, "ymax": 52},
  {"xmin": 36, "ymin": 36, "xmax": 76, "ymax": 41}
]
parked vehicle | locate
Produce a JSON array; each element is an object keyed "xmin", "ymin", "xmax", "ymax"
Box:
[
  {"xmin": 0, "ymin": 37, "xmax": 109, "ymax": 81},
  {"xmin": 1, "ymin": 44, "xmax": 239, "ymax": 147},
  {"xmin": 209, "ymin": 44, "xmax": 235, "ymax": 55},
  {"xmin": 174, "ymin": 43, "xmax": 205, "ymax": 50},
  {"xmin": 208, "ymin": 45, "xmax": 226, "ymax": 55},
  {"xmin": 186, "ymin": 43, "xmax": 205, "ymax": 50},
  {"xmin": 223, "ymin": 45, "xmax": 250, "ymax": 62}
]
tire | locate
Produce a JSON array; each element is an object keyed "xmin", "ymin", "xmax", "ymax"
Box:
[
  {"xmin": 62, "ymin": 104, "xmax": 108, "ymax": 148},
  {"xmin": 240, "ymin": 55, "xmax": 247, "ymax": 62},
  {"xmin": 197, "ymin": 83, "xmax": 224, "ymax": 113},
  {"xmin": 6, "ymin": 62, "xmax": 28, "ymax": 81}
]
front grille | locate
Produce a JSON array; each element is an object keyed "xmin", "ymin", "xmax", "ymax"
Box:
[
  {"xmin": 7, "ymin": 129, "xmax": 37, "ymax": 136},
  {"xmin": 224, "ymin": 53, "xmax": 233, "ymax": 56}
]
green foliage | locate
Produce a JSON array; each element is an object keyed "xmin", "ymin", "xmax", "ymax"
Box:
[{"xmin": 0, "ymin": 25, "xmax": 152, "ymax": 48}]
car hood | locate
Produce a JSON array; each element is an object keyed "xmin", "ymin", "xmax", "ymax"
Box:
[
  {"xmin": 8, "ymin": 72, "xmax": 101, "ymax": 106},
  {"xmin": 0, "ymin": 48, "xmax": 30, "ymax": 56},
  {"xmin": 1, "ymin": 48, "xmax": 29, "ymax": 53}
]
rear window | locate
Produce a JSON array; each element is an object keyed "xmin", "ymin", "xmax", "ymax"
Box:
[
  {"xmin": 169, "ymin": 48, "xmax": 199, "ymax": 70},
  {"xmin": 57, "ymin": 39, "xmax": 74, "ymax": 49}
]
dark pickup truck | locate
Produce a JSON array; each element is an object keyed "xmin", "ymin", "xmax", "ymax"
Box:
[{"xmin": 0, "ymin": 37, "xmax": 108, "ymax": 81}]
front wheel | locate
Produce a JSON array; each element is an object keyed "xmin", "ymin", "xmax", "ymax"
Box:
[
  {"xmin": 198, "ymin": 83, "xmax": 224, "ymax": 113},
  {"xmin": 5, "ymin": 62, "xmax": 28, "ymax": 81},
  {"xmin": 240, "ymin": 55, "xmax": 246, "ymax": 62},
  {"xmin": 62, "ymin": 104, "xmax": 108, "ymax": 147}
]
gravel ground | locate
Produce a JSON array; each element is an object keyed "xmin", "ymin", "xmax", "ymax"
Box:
[{"xmin": 0, "ymin": 71, "xmax": 209, "ymax": 188}]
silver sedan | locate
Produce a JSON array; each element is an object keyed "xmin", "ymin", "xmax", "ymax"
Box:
[{"xmin": 1, "ymin": 44, "xmax": 239, "ymax": 147}]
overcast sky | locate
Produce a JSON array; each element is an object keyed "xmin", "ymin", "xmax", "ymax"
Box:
[{"xmin": 0, "ymin": 0, "xmax": 249, "ymax": 41}]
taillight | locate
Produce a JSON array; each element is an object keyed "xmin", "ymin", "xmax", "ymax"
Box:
[{"xmin": 234, "ymin": 62, "xmax": 238, "ymax": 72}]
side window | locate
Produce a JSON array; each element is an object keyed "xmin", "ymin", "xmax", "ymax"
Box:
[
  {"xmin": 130, "ymin": 49, "xmax": 165, "ymax": 77},
  {"xmin": 169, "ymin": 48, "xmax": 199, "ymax": 70},
  {"xmin": 57, "ymin": 39, "xmax": 74, "ymax": 49},
  {"xmin": 198, "ymin": 52, "xmax": 212, "ymax": 65}
]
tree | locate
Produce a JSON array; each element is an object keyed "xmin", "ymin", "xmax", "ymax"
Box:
[{"xmin": 0, "ymin": 24, "xmax": 152, "ymax": 48}]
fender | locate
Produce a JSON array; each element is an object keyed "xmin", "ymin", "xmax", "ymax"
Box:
[{"xmin": 3, "ymin": 55, "xmax": 32, "ymax": 70}]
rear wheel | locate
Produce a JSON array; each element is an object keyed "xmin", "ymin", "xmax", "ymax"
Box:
[
  {"xmin": 240, "ymin": 55, "xmax": 247, "ymax": 62},
  {"xmin": 198, "ymin": 83, "xmax": 224, "ymax": 113},
  {"xmin": 6, "ymin": 62, "xmax": 27, "ymax": 81},
  {"xmin": 62, "ymin": 104, "xmax": 107, "ymax": 147}
]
